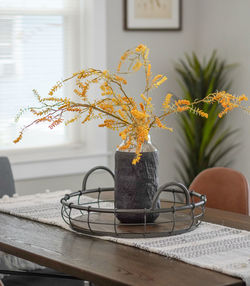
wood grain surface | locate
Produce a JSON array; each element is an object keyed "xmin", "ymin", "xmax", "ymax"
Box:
[{"xmin": 0, "ymin": 207, "xmax": 248, "ymax": 286}]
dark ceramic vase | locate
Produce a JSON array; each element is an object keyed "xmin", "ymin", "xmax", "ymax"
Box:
[{"xmin": 114, "ymin": 136, "xmax": 160, "ymax": 224}]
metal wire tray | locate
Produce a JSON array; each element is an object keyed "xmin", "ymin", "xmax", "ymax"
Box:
[{"xmin": 61, "ymin": 166, "xmax": 207, "ymax": 238}]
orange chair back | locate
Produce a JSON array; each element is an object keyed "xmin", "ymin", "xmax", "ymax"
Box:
[{"xmin": 189, "ymin": 167, "xmax": 249, "ymax": 215}]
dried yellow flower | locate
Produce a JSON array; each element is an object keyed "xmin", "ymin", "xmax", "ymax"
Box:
[{"xmin": 14, "ymin": 44, "xmax": 248, "ymax": 165}]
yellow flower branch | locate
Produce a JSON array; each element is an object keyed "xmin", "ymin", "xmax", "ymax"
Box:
[{"xmin": 14, "ymin": 44, "xmax": 249, "ymax": 164}]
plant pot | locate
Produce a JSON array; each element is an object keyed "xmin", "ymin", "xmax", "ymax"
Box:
[{"xmin": 114, "ymin": 143, "xmax": 160, "ymax": 223}]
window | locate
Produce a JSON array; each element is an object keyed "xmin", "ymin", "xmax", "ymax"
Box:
[
  {"xmin": 0, "ymin": 0, "xmax": 80, "ymax": 150},
  {"xmin": 0, "ymin": 0, "xmax": 108, "ymax": 180},
  {"xmin": 0, "ymin": 18, "xmax": 16, "ymax": 77}
]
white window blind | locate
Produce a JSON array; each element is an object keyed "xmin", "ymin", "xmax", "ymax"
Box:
[{"xmin": 0, "ymin": 0, "xmax": 80, "ymax": 150}]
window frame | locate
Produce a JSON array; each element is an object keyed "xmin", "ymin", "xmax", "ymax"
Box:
[{"xmin": 0, "ymin": 0, "xmax": 108, "ymax": 180}]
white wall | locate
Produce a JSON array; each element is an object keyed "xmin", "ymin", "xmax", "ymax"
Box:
[{"xmin": 15, "ymin": 171, "xmax": 114, "ymax": 196}]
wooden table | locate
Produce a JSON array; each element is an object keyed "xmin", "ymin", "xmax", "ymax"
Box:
[{"xmin": 0, "ymin": 208, "xmax": 249, "ymax": 286}]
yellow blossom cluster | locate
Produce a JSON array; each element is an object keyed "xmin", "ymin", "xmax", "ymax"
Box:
[
  {"xmin": 14, "ymin": 44, "xmax": 249, "ymax": 164},
  {"xmin": 213, "ymin": 91, "xmax": 248, "ymax": 118}
]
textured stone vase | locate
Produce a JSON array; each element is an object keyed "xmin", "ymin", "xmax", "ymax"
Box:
[{"xmin": 114, "ymin": 136, "xmax": 160, "ymax": 223}]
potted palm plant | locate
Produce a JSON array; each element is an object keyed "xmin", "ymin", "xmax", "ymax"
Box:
[{"xmin": 175, "ymin": 51, "xmax": 239, "ymax": 186}]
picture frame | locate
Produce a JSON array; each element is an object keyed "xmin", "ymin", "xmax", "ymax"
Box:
[{"xmin": 124, "ymin": 0, "xmax": 182, "ymax": 31}]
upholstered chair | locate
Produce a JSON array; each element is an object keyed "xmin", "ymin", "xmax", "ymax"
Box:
[{"xmin": 189, "ymin": 167, "xmax": 249, "ymax": 215}]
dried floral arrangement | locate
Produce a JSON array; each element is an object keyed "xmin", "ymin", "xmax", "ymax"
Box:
[{"xmin": 14, "ymin": 44, "xmax": 249, "ymax": 164}]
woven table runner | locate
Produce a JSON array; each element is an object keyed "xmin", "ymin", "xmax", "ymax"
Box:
[{"xmin": 0, "ymin": 190, "xmax": 250, "ymax": 285}]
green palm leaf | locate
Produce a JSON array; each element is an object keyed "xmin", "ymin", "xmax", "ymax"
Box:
[{"xmin": 174, "ymin": 51, "xmax": 238, "ymax": 186}]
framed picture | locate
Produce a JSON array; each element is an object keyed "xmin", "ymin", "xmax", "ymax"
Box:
[{"xmin": 124, "ymin": 0, "xmax": 182, "ymax": 31}]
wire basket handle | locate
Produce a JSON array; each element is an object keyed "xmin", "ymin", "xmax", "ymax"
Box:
[
  {"xmin": 151, "ymin": 182, "xmax": 191, "ymax": 210},
  {"xmin": 82, "ymin": 166, "xmax": 115, "ymax": 191}
]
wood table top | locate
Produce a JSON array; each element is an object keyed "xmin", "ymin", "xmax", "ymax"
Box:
[{"xmin": 0, "ymin": 207, "xmax": 249, "ymax": 286}]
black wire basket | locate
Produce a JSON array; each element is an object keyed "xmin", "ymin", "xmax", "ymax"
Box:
[{"xmin": 61, "ymin": 166, "xmax": 207, "ymax": 238}]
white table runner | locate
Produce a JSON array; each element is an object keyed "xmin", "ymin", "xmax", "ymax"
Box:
[{"xmin": 0, "ymin": 190, "xmax": 250, "ymax": 285}]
